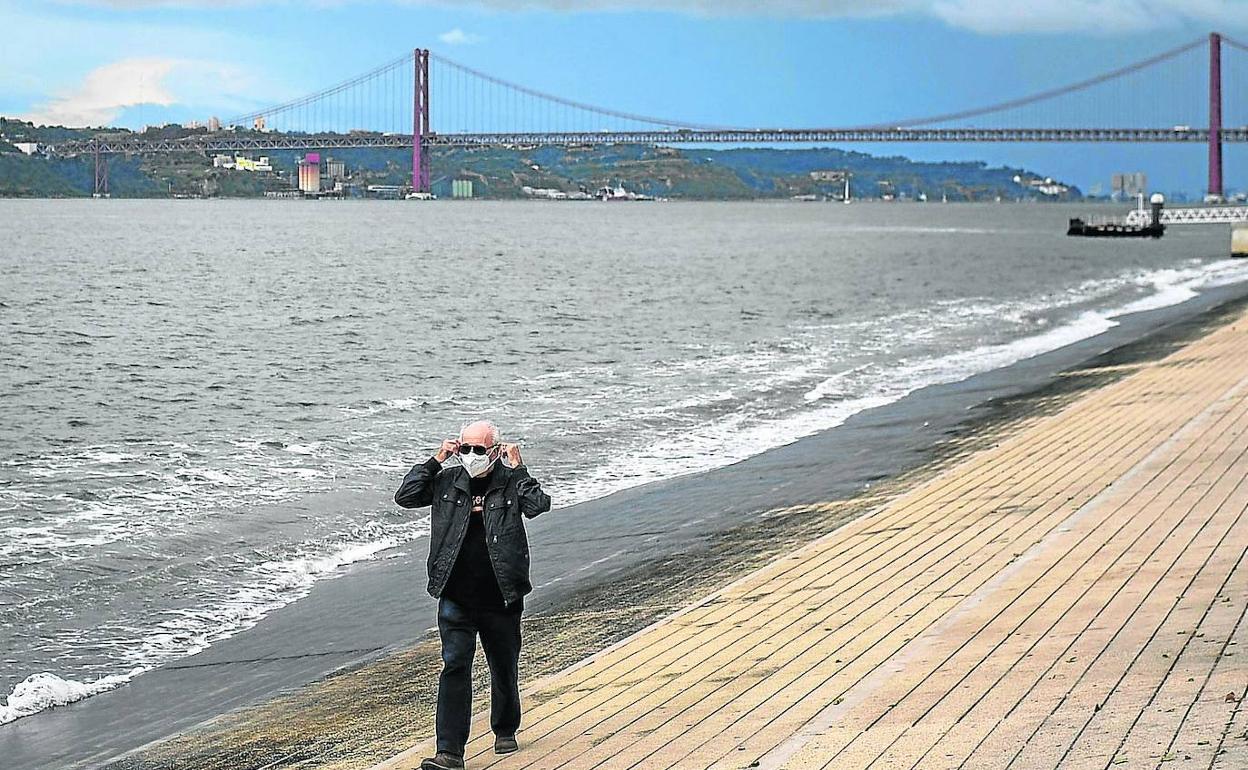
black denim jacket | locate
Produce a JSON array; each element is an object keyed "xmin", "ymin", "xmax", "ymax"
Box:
[{"xmin": 394, "ymin": 457, "xmax": 551, "ymax": 606}]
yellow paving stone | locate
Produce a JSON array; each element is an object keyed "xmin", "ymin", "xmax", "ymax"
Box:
[
  {"xmin": 373, "ymin": 307, "xmax": 1248, "ymax": 770},
  {"xmin": 1107, "ymin": 546, "xmax": 1246, "ymax": 747},
  {"xmin": 714, "ymin": 399, "xmax": 1227, "ymax": 768},
  {"xmin": 1006, "ymin": 442, "xmax": 1248, "ymax": 767},
  {"xmin": 875, "ymin": 402, "xmax": 1248, "ymax": 769},
  {"xmin": 1167, "ymin": 565, "xmax": 1248, "ymax": 767},
  {"xmin": 936, "ymin": 482, "xmax": 1247, "ymax": 769},
  {"xmin": 471, "ymin": 396, "xmax": 1153, "ymax": 768},
  {"xmin": 572, "ymin": 414, "xmax": 1162, "ymax": 770}
]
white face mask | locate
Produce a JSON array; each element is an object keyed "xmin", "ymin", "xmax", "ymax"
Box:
[{"xmin": 460, "ymin": 449, "xmax": 496, "ymax": 478}]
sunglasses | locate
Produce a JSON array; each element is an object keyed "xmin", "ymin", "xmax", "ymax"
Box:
[{"xmin": 458, "ymin": 443, "xmax": 498, "ymax": 456}]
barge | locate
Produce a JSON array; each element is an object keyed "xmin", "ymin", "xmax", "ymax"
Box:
[
  {"xmin": 1068, "ymin": 193, "xmax": 1166, "ymax": 239},
  {"xmin": 1067, "ymin": 218, "xmax": 1165, "ymax": 238}
]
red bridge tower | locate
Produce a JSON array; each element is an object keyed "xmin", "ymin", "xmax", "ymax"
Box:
[
  {"xmin": 412, "ymin": 49, "xmax": 430, "ymax": 195},
  {"xmin": 1209, "ymin": 32, "xmax": 1223, "ymax": 200}
]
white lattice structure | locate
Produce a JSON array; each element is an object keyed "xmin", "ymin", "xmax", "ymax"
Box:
[{"xmin": 1125, "ymin": 204, "xmax": 1248, "ymax": 226}]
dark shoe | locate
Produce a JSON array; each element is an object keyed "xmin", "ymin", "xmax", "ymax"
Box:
[
  {"xmin": 421, "ymin": 752, "xmax": 464, "ymax": 770},
  {"xmin": 495, "ymin": 735, "xmax": 519, "ymax": 754}
]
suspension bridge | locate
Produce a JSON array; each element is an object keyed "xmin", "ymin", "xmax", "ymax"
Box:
[{"xmin": 56, "ymin": 32, "xmax": 1248, "ymax": 198}]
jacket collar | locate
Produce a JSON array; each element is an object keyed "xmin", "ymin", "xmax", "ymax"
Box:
[{"xmin": 451, "ymin": 462, "xmax": 510, "ymax": 494}]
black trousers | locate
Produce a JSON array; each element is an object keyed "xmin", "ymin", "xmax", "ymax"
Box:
[{"xmin": 435, "ymin": 596, "xmax": 523, "ymax": 756}]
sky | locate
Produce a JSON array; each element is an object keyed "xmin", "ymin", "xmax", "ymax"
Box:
[{"xmin": 2, "ymin": 0, "xmax": 1248, "ymax": 196}]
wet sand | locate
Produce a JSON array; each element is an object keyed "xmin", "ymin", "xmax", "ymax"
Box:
[{"xmin": 4, "ymin": 282, "xmax": 1248, "ymax": 770}]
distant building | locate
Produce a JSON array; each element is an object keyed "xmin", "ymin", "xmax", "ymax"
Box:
[
  {"xmin": 1028, "ymin": 177, "xmax": 1069, "ymax": 196},
  {"xmin": 214, "ymin": 154, "xmax": 272, "ymax": 172},
  {"xmin": 297, "ymin": 153, "xmax": 321, "ymax": 194},
  {"xmin": 521, "ymin": 185, "xmax": 566, "ymax": 199},
  {"xmin": 253, "ymin": 116, "xmax": 267, "ymax": 131},
  {"xmin": 1111, "ymin": 172, "xmax": 1148, "ymax": 200},
  {"xmin": 1014, "ymin": 174, "xmax": 1071, "ymax": 197},
  {"xmin": 324, "ymin": 157, "xmax": 346, "ymax": 181},
  {"xmin": 13, "ymin": 142, "xmax": 38, "ymax": 155},
  {"xmin": 809, "ymin": 170, "xmax": 848, "ymax": 182},
  {"xmin": 207, "ymin": 116, "xmax": 221, "ymax": 132},
  {"xmin": 809, "ymin": 169, "xmax": 852, "ymax": 201},
  {"xmin": 366, "ymin": 184, "xmax": 406, "ymax": 199},
  {"xmin": 452, "ymin": 179, "xmax": 474, "ymax": 199},
  {"xmin": 184, "ymin": 120, "xmax": 202, "ymax": 129},
  {"xmin": 1031, "ymin": 181, "xmax": 1070, "ymax": 196},
  {"xmin": 234, "ymin": 155, "xmax": 272, "ymax": 172}
]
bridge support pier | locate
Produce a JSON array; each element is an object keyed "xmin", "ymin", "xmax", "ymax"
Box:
[
  {"xmin": 92, "ymin": 142, "xmax": 109, "ymax": 198},
  {"xmin": 412, "ymin": 48, "xmax": 430, "ymax": 195}
]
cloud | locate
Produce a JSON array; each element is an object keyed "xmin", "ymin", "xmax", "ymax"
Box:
[
  {"xmin": 51, "ymin": 0, "xmax": 263, "ymax": 6},
  {"xmin": 438, "ymin": 27, "xmax": 483, "ymax": 45},
  {"xmin": 45, "ymin": 0, "xmax": 1248, "ymax": 33},
  {"xmin": 928, "ymin": 0, "xmax": 1248, "ymax": 35},
  {"xmin": 23, "ymin": 58, "xmax": 178, "ymax": 126},
  {"xmin": 61, "ymin": 0, "xmax": 911, "ymax": 12},
  {"xmin": 22, "ymin": 57, "xmax": 252, "ymax": 127}
]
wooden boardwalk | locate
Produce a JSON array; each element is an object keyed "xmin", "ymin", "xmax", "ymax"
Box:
[{"xmin": 377, "ymin": 310, "xmax": 1248, "ymax": 770}]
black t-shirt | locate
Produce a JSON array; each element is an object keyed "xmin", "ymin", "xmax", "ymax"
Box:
[{"xmin": 442, "ymin": 466, "xmax": 509, "ymax": 610}]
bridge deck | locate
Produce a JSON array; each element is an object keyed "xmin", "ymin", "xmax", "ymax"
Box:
[
  {"xmin": 377, "ymin": 307, "xmax": 1248, "ymax": 770},
  {"xmin": 49, "ymin": 127, "xmax": 1248, "ymax": 156}
]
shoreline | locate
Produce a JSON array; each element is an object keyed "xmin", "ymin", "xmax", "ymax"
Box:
[
  {"xmin": 7, "ymin": 240, "xmax": 1242, "ymax": 723},
  {"xmin": 4, "ymin": 278, "xmax": 1248, "ymax": 769}
]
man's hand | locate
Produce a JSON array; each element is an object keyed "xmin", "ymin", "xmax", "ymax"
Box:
[
  {"xmin": 435, "ymin": 439, "xmax": 460, "ymax": 463},
  {"xmin": 501, "ymin": 442, "xmax": 523, "ymax": 468}
]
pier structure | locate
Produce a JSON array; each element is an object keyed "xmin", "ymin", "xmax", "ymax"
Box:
[
  {"xmin": 1123, "ymin": 198, "xmax": 1248, "ymax": 256},
  {"xmin": 1126, "ymin": 201, "xmax": 1248, "ymax": 226}
]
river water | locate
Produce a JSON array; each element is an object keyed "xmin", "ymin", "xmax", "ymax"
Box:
[{"xmin": 2, "ymin": 198, "xmax": 1246, "ymax": 724}]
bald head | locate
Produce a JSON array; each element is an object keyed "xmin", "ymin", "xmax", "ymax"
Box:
[{"xmin": 460, "ymin": 420, "xmax": 501, "ymax": 447}]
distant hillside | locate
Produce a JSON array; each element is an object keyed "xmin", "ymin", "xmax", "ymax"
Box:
[{"xmin": 0, "ymin": 118, "xmax": 1079, "ymax": 201}]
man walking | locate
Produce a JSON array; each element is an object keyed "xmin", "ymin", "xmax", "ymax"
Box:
[{"xmin": 394, "ymin": 420, "xmax": 552, "ymax": 770}]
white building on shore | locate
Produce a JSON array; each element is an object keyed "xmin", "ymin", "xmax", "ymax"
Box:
[{"xmin": 213, "ymin": 154, "xmax": 273, "ymax": 172}]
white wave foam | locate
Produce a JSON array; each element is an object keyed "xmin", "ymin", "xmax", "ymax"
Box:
[
  {"xmin": 804, "ymin": 365, "xmax": 869, "ymax": 403},
  {"xmin": 174, "ymin": 467, "xmax": 243, "ymax": 485},
  {"xmin": 118, "ymin": 520, "xmax": 430, "ymax": 670},
  {"xmin": 0, "ymin": 668, "xmax": 143, "ymax": 725},
  {"xmin": 268, "ymin": 467, "xmax": 325, "ymax": 479},
  {"xmin": 0, "ymin": 515, "xmax": 430, "ymax": 726},
  {"xmin": 1, "ymin": 435, "xmax": 350, "ymax": 563},
  {"xmin": 82, "ymin": 451, "xmax": 133, "ymax": 464},
  {"xmin": 634, "ymin": 390, "xmax": 737, "ymax": 415},
  {"xmin": 381, "ymin": 398, "xmax": 422, "ymax": 411},
  {"xmin": 283, "ymin": 443, "xmax": 321, "ymax": 455},
  {"xmin": 549, "ymin": 258, "xmax": 1248, "ymax": 510}
]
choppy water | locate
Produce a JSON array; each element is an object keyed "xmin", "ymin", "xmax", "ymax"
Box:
[{"xmin": 2, "ymin": 198, "xmax": 1246, "ymax": 724}]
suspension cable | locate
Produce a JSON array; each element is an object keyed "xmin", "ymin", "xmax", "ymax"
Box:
[
  {"xmin": 877, "ymin": 36, "xmax": 1206, "ymax": 129},
  {"xmin": 226, "ymin": 35, "xmax": 1212, "ymax": 135},
  {"xmin": 428, "ymin": 51, "xmax": 726, "ymax": 130},
  {"xmin": 226, "ymin": 51, "xmax": 413, "ymax": 126}
]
